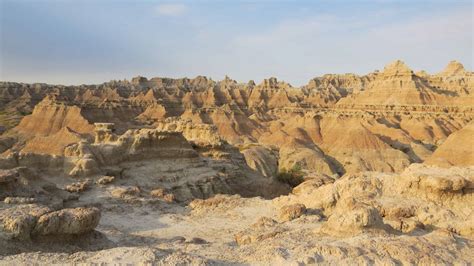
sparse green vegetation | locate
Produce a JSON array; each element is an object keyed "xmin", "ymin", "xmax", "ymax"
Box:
[{"xmin": 276, "ymin": 163, "xmax": 305, "ymax": 187}]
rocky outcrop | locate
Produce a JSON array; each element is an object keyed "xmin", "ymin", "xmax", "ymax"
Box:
[
  {"xmin": 275, "ymin": 163, "xmax": 473, "ymax": 238},
  {"xmin": 155, "ymin": 119, "xmax": 225, "ymax": 148},
  {"xmin": 32, "ymin": 207, "xmax": 101, "ymax": 236},
  {"xmin": 0, "ymin": 205, "xmax": 100, "ymax": 240},
  {"xmin": 0, "ymin": 204, "xmax": 52, "ymax": 240},
  {"xmin": 189, "ymin": 194, "xmax": 246, "ymax": 214},
  {"xmin": 136, "ymin": 103, "xmax": 168, "ymax": 122},
  {"xmin": 319, "ymin": 198, "xmax": 388, "ymax": 237},
  {"xmin": 94, "ymin": 123, "xmax": 116, "ymax": 143},
  {"xmin": 65, "ymin": 127, "xmax": 198, "ymax": 177}
]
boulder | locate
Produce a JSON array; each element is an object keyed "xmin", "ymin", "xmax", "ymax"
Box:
[
  {"xmin": 319, "ymin": 199, "xmax": 388, "ymax": 237},
  {"xmin": 0, "ymin": 204, "xmax": 52, "ymax": 240},
  {"xmin": 33, "ymin": 207, "xmax": 101, "ymax": 236}
]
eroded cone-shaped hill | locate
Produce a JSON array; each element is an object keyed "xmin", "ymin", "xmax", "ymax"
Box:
[{"xmin": 13, "ymin": 95, "xmax": 94, "ymax": 137}]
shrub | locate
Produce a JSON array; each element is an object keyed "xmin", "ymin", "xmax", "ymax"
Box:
[{"xmin": 276, "ymin": 163, "xmax": 304, "ymax": 187}]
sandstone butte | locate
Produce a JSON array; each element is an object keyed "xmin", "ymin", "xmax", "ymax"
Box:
[{"xmin": 0, "ymin": 60, "xmax": 473, "ymax": 264}]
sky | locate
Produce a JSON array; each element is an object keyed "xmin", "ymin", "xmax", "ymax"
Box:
[{"xmin": 0, "ymin": 0, "xmax": 472, "ymax": 86}]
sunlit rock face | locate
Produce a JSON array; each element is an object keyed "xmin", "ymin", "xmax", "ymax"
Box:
[{"xmin": 0, "ymin": 60, "xmax": 472, "ymax": 264}]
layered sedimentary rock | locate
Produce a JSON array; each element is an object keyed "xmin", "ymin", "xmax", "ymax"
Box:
[
  {"xmin": 0, "ymin": 60, "xmax": 473, "ymax": 264},
  {"xmin": 242, "ymin": 145, "xmax": 278, "ymax": 177},
  {"xmin": 0, "ymin": 205, "xmax": 100, "ymax": 240},
  {"xmin": 338, "ymin": 60, "xmax": 473, "ymax": 106},
  {"xmin": 0, "ymin": 60, "xmax": 472, "ymax": 193},
  {"xmin": 21, "ymin": 127, "xmax": 84, "ymax": 156},
  {"xmin": 155, "ymin": 118, "xmax": 225, "ymax": 148},
  {"xmin": 13, "ymin": 96, "xmax": 94, "ymax": 137},
  {"xmin": 275, "ymin": 163, "xmax": 474, "ymax": 237},
  {"xmin": 425, "ymin": 122, "xmax": 474, "ymax": 167},
  {"xmin": 0, "ymin": 60, "xmax": 472, "ymax": 178}
]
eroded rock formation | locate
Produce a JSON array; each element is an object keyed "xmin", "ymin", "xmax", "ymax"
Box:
[{"xmin": 0, "ymin": 60, "xmax": 472, "ymax": 264}]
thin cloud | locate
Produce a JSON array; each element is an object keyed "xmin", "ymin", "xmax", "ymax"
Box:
[
  {"xmin": 223, "ymin": 7, "xmax": 472, "ymax": 84},
  {"xmin": 154, "ymin": 3, "xmax": 187, "ymax": 17},
  {"xmin": 1, "ymin": 1, "xmax": 471, "ymax": 85}
]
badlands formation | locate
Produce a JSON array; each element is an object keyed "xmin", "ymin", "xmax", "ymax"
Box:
[{"xmin": 0, "ymin": 60, "xmax": 473, "ymax": 264}]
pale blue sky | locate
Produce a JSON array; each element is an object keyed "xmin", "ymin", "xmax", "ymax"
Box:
[{"xmin": 0, "ymin": 0, "xmax": 472, "ymax": 86}]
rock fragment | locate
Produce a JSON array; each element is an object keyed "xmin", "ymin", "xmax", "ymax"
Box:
[
  {"xmin": 96, "ymin": 175, "xmax": 115, "ymax": 185},
  {"xmin": 279, "ymin": 204, "xmax": 306, "ymax": 222}
]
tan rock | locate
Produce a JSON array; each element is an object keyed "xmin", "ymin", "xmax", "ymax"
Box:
[
  {"xmin": 13, "ymin": 96, "xmax": 94, "ymax": 137},
  {"xmin": 65, "ymin": 179, "xmax": 91, "ymax": 193},
  {"xmin": 21, "ymin": 127, "xmax": 84, "ymax": 156},
  {"xmin": 279, "ymin": 204, "xmax": 306, "ymax": 222},
  {"xmin": 150, "ymin": 188, "xmax": 166, "ymax": 198},
  {"xmin": 0, "ymin": 204, "xmax": 52, "ymax": 240},
  {"xmin": 292, "ymin": 175, "xmax": 335, "ymax": 196},
  {"xmin": 438, "ymin": 60, "xmax": 466, "ymax": 77},
  {"xmin": 33, "ymin": 207, "xmax": 101, "ymax": 236},
  {"xmin": 111, "ymin": 186, "xmax": 141, "ymax": 199},
  {"xmin": 252, "ymin": 216, "xmax": 278, "ymax": 229},
  {"xmin": 4, "ymin": 197, "xmax": 36, "ymax": 204},
  {"xmin": 278, "ymin": 145, "xmax": 335, "ymax": 176},
  {"xmin": 425, "ymin": 122, "xmax": 474, "ymax": 167},
  {"xmin": 320, "ymin": 201, "xmax": 387, "ymax": 237},
  {"xmin": 385, "ymin": 217, "xmax": 425, "ymax": 233},
  {"xmin": 96, "ymin": 175, "xmax": 115, "ymax": 185},
  {"xmin": 150, "ymin": 188, "xmax": 175, "ymax": 202}
]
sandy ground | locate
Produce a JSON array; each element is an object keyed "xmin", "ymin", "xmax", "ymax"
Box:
[{"xmin": 1, "ymin": 191, "xmax": 473, "ymax": 265}]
